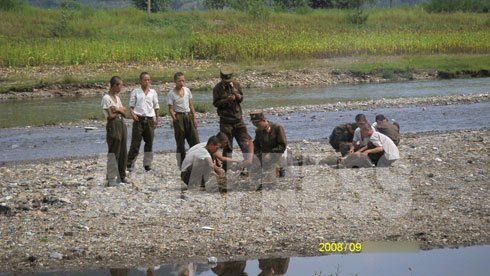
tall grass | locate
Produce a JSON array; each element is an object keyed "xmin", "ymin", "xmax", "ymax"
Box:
[{"xmin": 0, "ymin": 7, "xmax": 489, "ymax": 67}]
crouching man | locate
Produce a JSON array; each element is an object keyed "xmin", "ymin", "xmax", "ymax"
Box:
[
  {"xmin": 250, "ymin": 111, "xmax": 288, "ymax": 177},
  {"xmin": 358, "ymin": 125, "xmax": 400, "ymax": 167},
  {"xmin": 180, "ymin": 136, "xmax": 224, "ymax": 188}
]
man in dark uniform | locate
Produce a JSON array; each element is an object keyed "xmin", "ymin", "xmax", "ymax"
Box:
[
  {"xmin": 373, "ymin": 114, "xmax": 400, "ymax": 145},
  {"xmin": 329, "ymin": 122, "xmax": 357, "ymax": 155},
  {"xmin": 250, "ymin": 111, "xmax": 287, "ymax": 176},
  {"xmin": 213, "ymin": 67, "xmax": 253, "ymax": 171}
]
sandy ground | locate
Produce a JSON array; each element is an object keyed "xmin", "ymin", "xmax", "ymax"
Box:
[{"xmin": 0, "ymin": 128, "xmax": 488, "ymax": 273}]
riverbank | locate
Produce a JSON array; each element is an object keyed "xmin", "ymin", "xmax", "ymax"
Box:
[
  {"xmin": 1, "ymin": 57, "xmax": 489, "ymax": 100},
  {"xmin": 1, "ymin": 129, "xmax": 488, "ymax": 273}
]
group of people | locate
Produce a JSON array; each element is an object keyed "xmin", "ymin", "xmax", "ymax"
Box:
[
  {"xmin": 101, "ymin": 68, "xmax": 288, "ymax": 188},
  {"xmin": 329, "ymin": 113, "xmax": 400, "ymax": 167},
  {"xmin": 102, "ymin": 68, "xmax": 401, "ymax": 188}
]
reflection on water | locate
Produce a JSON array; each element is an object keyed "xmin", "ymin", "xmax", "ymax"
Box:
[
  {"xmin": 8, "ymin": 245, "xmax": 490, "ymax": 276},
  {"xmin": 0, "ymin": 78, "xmax": 488, "ymax": 128}
]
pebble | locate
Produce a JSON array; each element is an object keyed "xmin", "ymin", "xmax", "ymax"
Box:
[{"xmin": 49, "ymin": 252, "xmax": 63, "ymax": 260}]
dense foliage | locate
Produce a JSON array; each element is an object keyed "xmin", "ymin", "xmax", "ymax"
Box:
[
  {"xmin": 0, "ymin": 0, "xmax": 26, "ymax": 11},
  {"xmin": 425, "ymin": 0, "xmax": 489, "ymax": 13}
]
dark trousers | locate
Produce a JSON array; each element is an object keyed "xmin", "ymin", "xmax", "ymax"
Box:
[
  {"xmin": 180, "ymin": 159, "xmax": 211, "ymax": 187},
  {"xmin": 366, "ymin": 142, "xmax": 385, "ymax": 166},
  {"xmin": 173, "ymin": 113, "xmax": 200, "ymax": 167},
  {"xmin": 127, "ymin": 117, "xmax": 155, "ymax": 168},
  {"xmin": 106, "ymin": 117, "xmax": 127, "ymax": 180},
  {"xmin": 220, "ymin": 119, "xmax": 251, "ymax": 171}
]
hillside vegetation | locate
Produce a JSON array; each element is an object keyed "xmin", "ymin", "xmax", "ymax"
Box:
[{"xmin": 1, "ymin": 6, "xmax": 489, "ymax": 67}]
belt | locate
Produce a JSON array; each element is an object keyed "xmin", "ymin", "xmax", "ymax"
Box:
[
  {"xmin": 175, "ymin": 112, "xmax": 191, "ymax": 115},
  {"xmin": 137, "ymin": 116, "xmax": 153, "ymax": 120},
  {"xmin": 108, "ymin": 114, "xmax": 123, "ymax": 121}
]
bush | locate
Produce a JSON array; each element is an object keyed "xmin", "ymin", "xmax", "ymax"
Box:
[
  {"xmin": 347, "ymin": 8, "xmax": 368, "ymax": 25},
  {"xmin": 0, "ymin": 0, "xmax": 25, "ymax": 11},
  {"xmin": 425, "ymin": 0, "xmax": 489, "ymax": 13}
]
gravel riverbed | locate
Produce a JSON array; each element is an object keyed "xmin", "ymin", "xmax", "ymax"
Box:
[
  {"xmin": 1, "ymin": 65, "xmax": 489, "ymax": 272},
  {"xmin": 0, "ymin": 128, "xmax": 488, "ymax": 273}
]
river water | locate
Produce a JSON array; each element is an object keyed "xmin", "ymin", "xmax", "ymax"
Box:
[
  {"xmin": 0, "ymin": 78, "xmax": 488, "ymax": 128},
  {"xmin": 4, "ymin": 244, "xmax": 489, "ymax": 276},
  {"xmin": 0, "ymin": 79, "xmax": 490, "ymax": 162}
]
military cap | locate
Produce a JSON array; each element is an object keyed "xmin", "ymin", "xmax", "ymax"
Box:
[
  {"xmin": 250, "ymin": 111, "xmax": 265, "ymax": 122},
  {"xmin": 220, "ymin": 66, "xmax": 233, "ymax": 81}
]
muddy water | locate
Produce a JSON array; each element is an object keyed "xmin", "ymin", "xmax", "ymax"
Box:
[
  {"xmin": 0, "ymin": 78, "xmax": 488, "ymax": 128},
  {"xmin": 0, "ymin": 102, "xmax": 489, "ymax": 162},
  {"xmin": 5, "ymin": 245, "xmax": 490, "ymax": 275}
]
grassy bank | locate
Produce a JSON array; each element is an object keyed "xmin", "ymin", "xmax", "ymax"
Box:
[{"xmin": 1, "ymin": 7, "xmax": 489, "ymax": 67}]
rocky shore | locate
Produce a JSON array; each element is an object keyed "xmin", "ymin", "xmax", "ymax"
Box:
[
  {"xmin": 1, "ymin": 128, "xmax": 488, "ymax": 273},
  {"xmin": 0, "ymin": 61, "xmax": 462, "ymax": 100}
]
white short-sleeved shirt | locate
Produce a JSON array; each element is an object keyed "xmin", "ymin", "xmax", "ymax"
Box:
[
  {"xmin": 129, "ymin": 88, "xmax": 159, "ymax": 117},
  {"xmin": 369, "ymin": 132, "xmax": 400, "ymax": 160},
  {"xmin": 353, "ymin": 126, "xmax": 375, "ymax": 146},
  {"xmin": 167, "ymin": 87, "xmax": 192, "ymax": 113},
  {"xmin": 101, "ymin": 94, "xmax": 123, "ymax": 118},
  {"xmin": 181, "ymin": 142, "xmax": 211, "ymax": 172}
]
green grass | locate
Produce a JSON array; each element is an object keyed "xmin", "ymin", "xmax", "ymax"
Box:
[
  {"xmin": 0, "ymin": 6, "xmax": 488, "ymax": 91},
  {"xmin": 1, "ymin": 7, "xmax": 489, "ymax": 67}
]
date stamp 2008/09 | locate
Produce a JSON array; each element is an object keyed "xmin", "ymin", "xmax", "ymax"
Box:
[{"xmin": 319, "ymin": 242, "xmax": 363, "ymax": 253}]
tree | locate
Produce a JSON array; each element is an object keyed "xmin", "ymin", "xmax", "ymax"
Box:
[
  {"xmin": 132, "ymin": 0, "xmax": 170, "ymax": 12},
  {"xmin": 309, "ymin": 0, "xmax": 375, "ymax": 9},
  {"xmin": 203, "ymin": 0, "xmax": 229, "ymax": 9},
  {"xmin": 273, "ymin": 0, "xmax": 308, "ymax": 9},
  {"xmin": 0, "ymin": 0, "xmax": 26, "ymax": 11}
]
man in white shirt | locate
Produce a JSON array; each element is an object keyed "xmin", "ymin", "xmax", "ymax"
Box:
[
  {"xmin": 127, "ymin": 72, "xmax": 160, "ymax": 171},
  {"xmin": 168, "ymin": 72, "xmax": 200, "ymax": 168},
  {"xmin": 358, "ymin": 125, "xmax": 400, "ymax": 167},
  {"xmin": 181, "ymin": 136, "xmax": 224, "ymax": 188},
  {"xmin": 349, "ymin": 113, "xmax": 375, "ymax": 154}
]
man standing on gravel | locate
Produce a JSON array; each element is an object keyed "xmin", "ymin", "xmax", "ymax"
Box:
[
  {"xmin": 213, "ymin": 67, "xmax": 254, "ymax": 171},
  {"xmin": 127, "ymin": 72, "xmax": 160, "ymax": 172}
]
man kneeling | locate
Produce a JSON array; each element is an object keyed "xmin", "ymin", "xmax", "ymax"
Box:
[
  {"xmin": 181, "ymin": 136, "xmax": 224, "ymax": 187},
  {"xmin": 358, "ymin": 125, "xmax": 400, "ymax": 167}
]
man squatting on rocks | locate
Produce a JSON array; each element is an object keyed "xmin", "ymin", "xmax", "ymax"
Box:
[
  {"xmin": 127, "ymin": 72, "xmax": 160, "ymax": 172},
  {"xmin": 213, "ymin": 67, "xmax": 254, "ymax": 171},
  {"xmin": 357, "ymin": 124, "xmax": 400, "ymax": 166},
  {"xmin": 329, "ymin": 122, "xmax": 357, "ymax": 156},
  {"xmin": 347, "ymin": 113, "xmax": 375, "ymax": 155},
  {"xmin": 250, "ymin": 111, "xmax": 288, "ymax": 177},
  {"xmin": 180, "ymin": 136, "xmax": 224, "ymax": 187},
  {"xmin": 101, "ymin": 76, "xmax": 128, "ymax": 186},
  {"xmin": 371, "ymin": 114, "xmax": 400, "ymax": 146},
  {"xmin": 167, "ymin": 71, "xmax": 200, "ymax": 168}
]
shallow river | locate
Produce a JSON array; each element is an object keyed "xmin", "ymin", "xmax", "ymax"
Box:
[
  {"xmin": 0, "ymin": 76, "xmax": 490, "ymax": 162},
  {"xmin": 0, "ymin": 101, "xmax": 489, "ymax": 162},
  {"xmin": 0, "ymin": 78, "xmax": 488, "ymax": 128}
]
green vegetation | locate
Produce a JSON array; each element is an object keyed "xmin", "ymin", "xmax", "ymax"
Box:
[
  {"xmin": 1, "ymin": 6, "xmax": 488, "ymax": 67},
  {"xmin": 425, "ymin": 0, "xmax": 490, "ymax": 13}
]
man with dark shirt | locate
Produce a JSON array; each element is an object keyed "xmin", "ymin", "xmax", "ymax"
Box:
[{"xmin": 213, "ymin": 67, "xmax": 253, "ymax": 171}]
